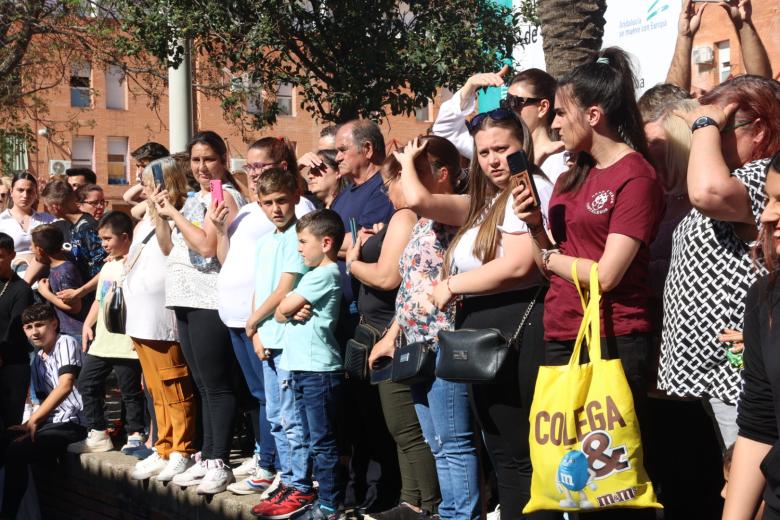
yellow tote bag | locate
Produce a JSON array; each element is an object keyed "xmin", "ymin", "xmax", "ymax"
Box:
[{"xmin": 524, "ymin": 264, "xmax": 661, "ymax": 513}]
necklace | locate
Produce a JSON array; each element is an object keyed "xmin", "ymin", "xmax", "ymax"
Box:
[
  {"xmin": 0, "ymin": 278, "xmax": 11, "ymax": 299},
  {"xmin": 11, "ymin": 209, "xmax": 29, "ymax": 230}
]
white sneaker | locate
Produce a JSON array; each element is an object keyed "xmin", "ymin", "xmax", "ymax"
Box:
[
  {"xmin": 131, "ymin": 450, "xmax": 167, "ymax": 480},
  {"xmin": 486, "ymin": 505, "xmax": 501, "ymax": 520},
  {"xmin": 172, "ymin": 453, "xmax": 208, "ymax": 487},
  {"xmin": 156, "ymin": 452, "xmax": 194, "ymax": 482},
  {"xmin": 232, "ymin": 453, "xmax": 260, "ymax": 477},
  {"xmin": 67, "ymin": 429, "xmax": 114, "ymax": 454},
  {"xmin": 226, "ymin": 466, "xmax": 276, "ymax": 495},
  {"xmin": 196, "ymin": 459, "xmax": 235, "ymax": 495}
]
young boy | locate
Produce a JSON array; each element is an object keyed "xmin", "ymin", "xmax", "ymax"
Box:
[
  {"xmin": 0, "ymin": 303, "xmax": 86, "ymax": 518},
  {"xmin": 244, "ymin": 168, "xmax": 313, "ymax": 518},
  {"xmin": 67, "ymin": 212, "xmax": 146, "ymax": 455},
  {"xmin": 274, "ymin": 209, "xmax": 345, "ymax": 520},
  {"xmin": 31, "ymin": 224, "xmax": 87, "ymax": 344},
  {"xmin": 0, "ymin": 232, "xmax": 35, "ymax": 430}
]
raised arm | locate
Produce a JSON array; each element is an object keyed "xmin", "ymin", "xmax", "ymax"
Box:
[
  {"xmin": 665, "ymin": 0, "xmax": 706, "ymax": 90},
  {"xmin": 395, "ymin": 139, "xmax": 470, "ymax": 226},
  {"xmin": 721, "ymin": 0, "xmax": 772, "ymax": 78}
]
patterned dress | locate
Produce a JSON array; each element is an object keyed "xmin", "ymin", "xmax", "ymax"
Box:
[
  {"xmin": 395, "ymin": 218, "xmax": 458, "ymax": 346},
  {"xmin": 658, "ymin": 159, "xmax": 769, "ymax": 404}
]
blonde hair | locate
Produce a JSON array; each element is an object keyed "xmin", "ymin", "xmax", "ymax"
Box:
[
  {"xmin": 142, "ymin": 157, "xmax": 190, "ymax": 210},
  {"xmin": 659, "ymin": 99, "xmax": 700, "ymax": 196}
]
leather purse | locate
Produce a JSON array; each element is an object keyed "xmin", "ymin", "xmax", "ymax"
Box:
[
  {"xmin": 344, "ymin": 321, "xmax": 385, "ymax": 381},
  {"xmin": 436, "ymin": 287, "xmax": 542, "ymax": 384},
  {"xmin": 391, "ymin": 339, "xmax": 436, "ymax": 385}
]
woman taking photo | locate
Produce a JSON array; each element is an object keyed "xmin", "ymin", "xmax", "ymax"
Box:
[
  {"xmin": 513, "ymin": 47, "xmax": 664, "ymax": 519},
  {"xmin": 658, "ymin": 75, "xmax": 780, "ymax": 450},
  {"xmin": 153, "ymin": 130, "xmax": 247, "ymax": 495},
  {"xmin": 0, "ymin": 172, "xmax": 54, "ymax": 279},
  {"xmin": 126, "ymin": 157, "xmax": 197, "ymax": 483},
  {"xmin": 346, "ymin": 153, "xmax": 440, "ymax": 519}
]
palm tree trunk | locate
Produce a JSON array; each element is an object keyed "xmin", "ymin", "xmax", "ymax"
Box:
[{"xmin": 537, "ymin": 0, "xmax": 607, "ymax": 78}]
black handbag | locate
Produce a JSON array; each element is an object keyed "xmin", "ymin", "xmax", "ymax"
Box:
[
  {"xmin": 391, "ymin": 339, "xmax": 436, "ymax": 385},
  {"xmin": 102, "ymin": 230, "xmax": 156, "ymax": 335},
  {"xmin": 344, "ymin": 321, "xmax": 385, "ymax": 381},
  {"xmin": 436, "ymin": 287, "xmax": 542, "ymax": 384}
]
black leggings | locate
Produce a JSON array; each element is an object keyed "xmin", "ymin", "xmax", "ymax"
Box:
[
  {"xmin": 457, "ymin": 287, "xmax": 561, "ymax": 520},
  {"xmin": 0, "ymin": 421, "xmax": 86, "ymax": 517},
  {"xmin": 174, "ymin": 307, "xmax": 237, "ymax": 462}
]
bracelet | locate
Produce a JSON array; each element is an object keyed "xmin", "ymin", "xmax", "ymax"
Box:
[{"xmin": 541, "ymin": 248, "xmax": 560, "ymax": 273}]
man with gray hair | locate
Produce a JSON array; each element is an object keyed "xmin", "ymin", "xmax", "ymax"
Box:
[{"xmin": 331, "ymin": 119, "xmax": 398, "ymax": 513}]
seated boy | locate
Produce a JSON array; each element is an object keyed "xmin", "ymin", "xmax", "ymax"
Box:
[
  {"xmin": 67, "ymin": 212, "xmax": 146, "ymax": 455},
  {"xmin": 31, "ymin": 224, "xmax": 87, "ymax": 345},
  {"xmin": 244, "ymin": 168, "xmax": 312, "ymax": 517},
  {"xmin": 0, "ymin": 303, "xmax": 86, "ymax": 518},
  {"xmin": 274, "ymin": 209, "xmax": 345, "ymax": 520}
]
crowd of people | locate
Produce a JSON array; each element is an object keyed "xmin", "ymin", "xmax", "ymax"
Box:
[{"xmin": 0, "ymin": 1, "xmax": 779, "ymax": 519}]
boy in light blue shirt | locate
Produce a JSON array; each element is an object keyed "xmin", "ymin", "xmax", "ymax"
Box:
[
  {"xmin": 244, "ymin": 168, "xmax": 314, "ymax": 518},
  {"xmin": 274, "ymin": 209, "xmax": 344, "ymax": 520}
]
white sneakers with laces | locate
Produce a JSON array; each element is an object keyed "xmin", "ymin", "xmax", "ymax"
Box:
[
  {"xmin": 67, "ymin": 429, "xmax": 114, "ymax": 454},
  {"xmin": 156, "ymin": 452, "xmax": 194, "ymax": 482},
  {"xmin": 172, "ymin": 452, "xmax": 208, "ymax": 487},
  {"xmin": 232, "ymin": 453, "xmax": 260, "ymax": 478},
  {"xmin": 196, "ymin": 459, "xmax": 235, "ymax": 495},
  {"xmin": 131, "ymin": 450, "xmax": 167, "ymax": 480},
  {"xmin": 227, "ymin": 466, "xmax": 276, "ymax": 495}
]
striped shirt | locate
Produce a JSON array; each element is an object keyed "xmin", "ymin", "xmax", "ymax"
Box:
[{"xmin": 32, "ymin": 334, "xmax": 85, "ymax": 425}]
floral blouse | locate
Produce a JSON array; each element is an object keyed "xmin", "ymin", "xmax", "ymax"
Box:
[{"xmin": 395, "ymin": 218, "xmax": 458, "ymax": 346}]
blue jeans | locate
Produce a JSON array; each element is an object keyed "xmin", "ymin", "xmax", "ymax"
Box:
[
  {"xmin": 228, "ymin": 328, "xmax": 277, "ymax": 470},
  {"xmin": 263, "ymin": 350, "xmax": 293, "ymax": 486},
  {"xmin": 285, "ymin": 371, "xmax": 344, "ymax": 509},
  {"xmin": 412, "ymin": 372, "xmax": 480, "ymax": 520}
]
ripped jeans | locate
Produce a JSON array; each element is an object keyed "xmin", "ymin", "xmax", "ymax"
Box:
[{"xmin": 412, "ymin": 371, "xmax": 480, "ymax": 520}]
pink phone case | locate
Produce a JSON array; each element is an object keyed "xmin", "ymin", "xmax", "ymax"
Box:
[{"xmin": 210, "ymin": 179, "xmax": 224, "ymax": 205}]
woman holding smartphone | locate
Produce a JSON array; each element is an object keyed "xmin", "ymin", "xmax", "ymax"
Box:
[
  {"xmin": 152, "ymin": 131, "xmax": 247, "ymax": 495},
  {"xmin": 513, "ymin": 47, "xmax": 664, "ymax": 519}
]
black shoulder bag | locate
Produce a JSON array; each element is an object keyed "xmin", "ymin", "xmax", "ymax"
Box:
[
  {"xmin": 104, "ymin": 230, "xmax": 156, "ymax": 335},
  {"xmin": 344, "ymin": 320, "xmax": 386, "ymax": 381},
  {"xmin": 435, "ymin": 286, "xmax": 542, "ymax": 384}
]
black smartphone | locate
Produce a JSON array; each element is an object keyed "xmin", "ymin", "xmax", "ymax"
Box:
[
  {"xmin": 152, "ymin": 163, "xmax": 165, "ymax": 190},
  {"xmin": 507, "ymin": 150, "xmax": 540, "ymax": 209}
]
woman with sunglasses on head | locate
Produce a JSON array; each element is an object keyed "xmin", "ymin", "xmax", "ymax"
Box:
[
  {"xmin": 305, "ymin": 149, "xmax": 345, "ymax": 209},
  {"xmin": 513, "ymin": 48, "xmax": 664, "ymax": 519},
  {"xmin": 151, "ymin": 130, "xmax": 249, "ymax": 495},
  {"xmin": 399, "ymin": 112, "xmax": 555, "ymax": 518},
  {"xmin": 657, "ymin": 76, "xmax": 780, "ymax": 452},
  {"xmin": 212, "ymin": 136, "xmax": 316, "ymax": 495},
  {"xmin": 433, "ymin": 66, "xmax": 567, "ymax": 183}
]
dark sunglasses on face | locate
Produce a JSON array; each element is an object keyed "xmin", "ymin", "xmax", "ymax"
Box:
[
  {"xmin": 467, "ymin": 108, "xmax": 517, "ymax": 134},
  {"xmin": 503, "ymin": 94, "xmax": 541, "ymax": 111}
]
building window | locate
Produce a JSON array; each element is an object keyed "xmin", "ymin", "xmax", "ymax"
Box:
[
  {"xmin": 105, "ymin": 65, "xmax": 126, "ymax": 110},
  {"xmin": 415, "ymin": 100, "xmax": 432, "ymax": 122},
  {"xmin": 276, "ymin": 82, "xmax": 294, "ymax": 116},
  {"xmin": 70, "ymin": 63, "xmax": 92, "ymax": 108},
  {"xmin": 71, "ymin": 136, "xmax": 94, "ymax": 169},
  {"xmin": 717, "ymin": 40, "xmax": 731, "ymax": 83},
  {"xmin": 107, "ymin": 137, "xmax": 129, "ymax": 185},
  {"xmin": 0, "ymin": 133, "xmax": 28, "ymax": 174}
]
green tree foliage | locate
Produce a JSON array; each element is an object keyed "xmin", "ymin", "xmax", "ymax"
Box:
[{"xmin": 113, "ymin": 0, "xmax": 523, "ymax": 125}]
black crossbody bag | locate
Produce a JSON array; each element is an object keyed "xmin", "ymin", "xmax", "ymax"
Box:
[
  {"xmin": 344, "ymin": 320, "xmax": 386, "ymax": 381},
  {"xmin": 435, "ymin": 286, "xmax": 542, "ymax": 384}
]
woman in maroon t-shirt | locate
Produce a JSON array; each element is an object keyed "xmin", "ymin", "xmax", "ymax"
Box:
[{"xmin": 514, "ymin": 47, "xmax": 664, "ymax": 518}]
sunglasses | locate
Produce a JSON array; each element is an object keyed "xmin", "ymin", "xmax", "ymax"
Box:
[
  {"xmin": 503, "ymin": 94, "xmax": 541, "ymax": 111},
  {"xmin": 467, "ymin": 108, "xmax": 517, "ymax": 134},
  {"xmin": 721, "ymin": 119, "xmax": 755, "ymax": 133}
]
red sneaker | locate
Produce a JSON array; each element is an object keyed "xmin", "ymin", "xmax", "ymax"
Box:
[
  {"xmin": 251, "ymin": 484, "xmax": 288, "ymax": 517},
  {"xmin": 260, "ymin": 488, "xmax": 316, "ymax": 519}
]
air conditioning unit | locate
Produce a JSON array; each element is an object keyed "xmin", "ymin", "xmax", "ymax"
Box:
[
  {"xmin": 230, "ymin": 158, "xmax": 247, "ymax": 172},
  {"xmin": 693, "ymin": 46, "xmax": 714, "ymax": 65},
  {"xmin": 49, "ymin": 159, "xmax": 72, "ymax": 176}
]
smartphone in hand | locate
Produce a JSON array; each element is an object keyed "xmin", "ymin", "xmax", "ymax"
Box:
[
  {"xmin": 210, "ymin": 179, "xmax": 224, "ymax": 205},
  {"xmin": 507, "ymin": 150, "xmax": 540, "ymax": 210},
  {"xmin": 152, "ymin": 163, "xmax": 165, "ymax": 190},
  {"xmin": 349, "ymin": 217, "xmax": 358, "ymax": 244}
]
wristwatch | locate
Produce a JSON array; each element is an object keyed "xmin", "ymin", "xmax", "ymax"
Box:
[{"xmin": 691, "ymin": 116, "xmax": 718, "ymax": 132}]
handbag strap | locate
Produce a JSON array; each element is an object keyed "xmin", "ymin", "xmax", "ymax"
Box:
[
  {"xmin": 121, "ymin": 229, "xmax": 157, "ymax": 282},
  {"xmin": 509, "ymin": 285, "xmax": 544, "ymax": 344}
]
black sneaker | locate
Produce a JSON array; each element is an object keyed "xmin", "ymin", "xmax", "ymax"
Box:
[
  {"xmin": 364, "ymin": 503, "xmax": 426, "ymax": 520},
  {"xmin": 296, "ymin": 501, "xmax": 346, "ymax": 520}
]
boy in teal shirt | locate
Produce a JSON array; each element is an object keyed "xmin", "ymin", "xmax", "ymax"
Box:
[
  {"xmin": 246, "ymin": 169, "xmax": 315, "ymax": 519},
  {"xmin": 273, "ymin": 209, "xmax": 344, "ymax": 520}
]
